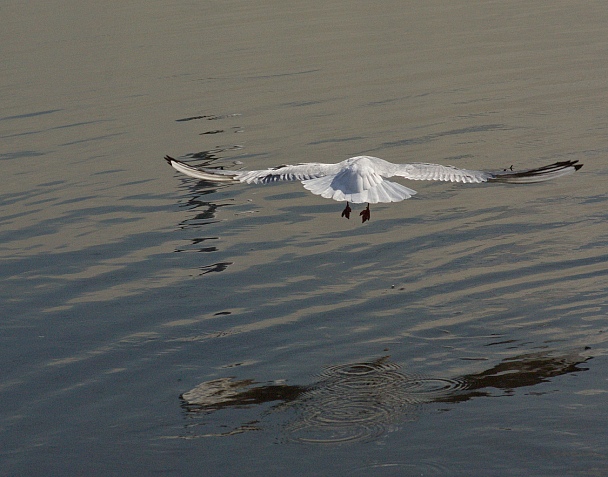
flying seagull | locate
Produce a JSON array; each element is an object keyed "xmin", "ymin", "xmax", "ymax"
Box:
[{"xmin": 165, "ymin": 155, "xmax": 582, "ymax": 223}]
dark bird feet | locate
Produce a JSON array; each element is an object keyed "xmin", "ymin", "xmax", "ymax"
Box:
[
  {"xmin": 341, "ymin": 202, "xmax": 370, "ymax": 223},
  {"xmin": 341, "ymin": 201, "xmax": 352, "ymax": 219},
  {"xmin": 360, "ymin": 203, "xmax": 371, "ymax": 223}
]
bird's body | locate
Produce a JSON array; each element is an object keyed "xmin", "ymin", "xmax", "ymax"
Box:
[{"xmin": 165, "ymin": 155, "xmax": 582, "ymax": 222}]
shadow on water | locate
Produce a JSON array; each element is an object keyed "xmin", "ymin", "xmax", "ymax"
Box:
[{"xmin": 178, "ymin": 350, "xmax": 590, "ymax": 444}]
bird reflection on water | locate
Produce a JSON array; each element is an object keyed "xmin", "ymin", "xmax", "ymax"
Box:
[{"xmin": 179, "ymin": 351, "xmax": 590, "ymax": 443}]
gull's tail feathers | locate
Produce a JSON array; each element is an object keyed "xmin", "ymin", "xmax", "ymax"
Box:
[
  {"xmin": 489, "ymin": 160, "xmax": 583, "ymax": 184},
  {"xmin": 302, "ymin": 175, "xmax": 417, "ymax": 204}
]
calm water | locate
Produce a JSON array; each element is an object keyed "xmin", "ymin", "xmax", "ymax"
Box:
[{"xmin": 2, "ymin": 1, "xmax": 608, "ymax": 475}]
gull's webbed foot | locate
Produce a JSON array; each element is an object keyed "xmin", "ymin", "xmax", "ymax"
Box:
[
  {"xmin": 341, "ymin": 201, "xmax": 352, "ymax": 219},
  {"xmin": 360, "ymin": 203, "xmax": 371, "ymax": 223}
]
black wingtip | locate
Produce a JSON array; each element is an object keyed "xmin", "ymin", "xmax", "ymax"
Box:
[
  {"xmin": 491, "ymin": 159, "xmax": 584, "ymax": 183},
  {"xmin": 164, "ymin": 155, "xmax": 175, "ymax": 165}
]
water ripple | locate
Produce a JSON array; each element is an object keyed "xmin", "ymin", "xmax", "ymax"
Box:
[
  {"xmin": 286, "ymin": 358, "xmax": 462, "ymax": 443},
  {"xmin": 349, "ymin": 461, "xmax": 453, "ymax": 476}
]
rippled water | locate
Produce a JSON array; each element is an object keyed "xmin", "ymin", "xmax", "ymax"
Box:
[{"xmin": 2, "ymin": 1, "xmax": 608, "ymax": 476}]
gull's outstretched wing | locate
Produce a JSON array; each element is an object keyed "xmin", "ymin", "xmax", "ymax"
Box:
[
  {"xmin": 166, "ymin": 155, "xmax": 582, "ymax": 205},
  {"xmin": 165, "ymin": 156, "xmax": 240, "ymax": 182},
  {"xmin": 390, "ymin": 163, "xmax": 494, "ymax": 183},
  {"xmin": 390, "ymin": 160, "xmax": 582, "ymax": 184},
  {"xmin": 164, "ymin": 156, "xmax": 338, "ymax": 183}
]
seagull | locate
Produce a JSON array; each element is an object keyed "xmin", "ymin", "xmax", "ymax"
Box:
[{"xmin": 165, "ymin": 155, "xmax": 582, "ymax": 223}]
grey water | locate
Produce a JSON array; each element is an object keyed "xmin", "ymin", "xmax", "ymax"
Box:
[{"xmin": 2, "ymin": 1, "xmax": 608, "ymax": 475}]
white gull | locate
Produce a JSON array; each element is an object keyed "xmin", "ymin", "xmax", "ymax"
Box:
[{"xmin": 165, "ymin": 155, "xmax": 582, "ymax": 223}]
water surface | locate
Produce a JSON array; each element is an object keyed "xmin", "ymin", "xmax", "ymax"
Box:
[{"xmin": 2, "ymin": 1, "xmax": 608, "ymax": 475}]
